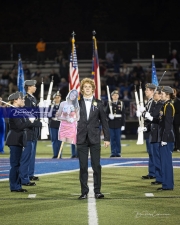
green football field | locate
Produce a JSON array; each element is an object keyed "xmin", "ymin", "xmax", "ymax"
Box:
[{"xmin": 0, "ymin": 139, "xmax": 180, "ymax": 225}]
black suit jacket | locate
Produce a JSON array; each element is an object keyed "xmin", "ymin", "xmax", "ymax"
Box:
[{"xmin": 77, "ymin": 97, "xmax": 110, "ymax": 144}]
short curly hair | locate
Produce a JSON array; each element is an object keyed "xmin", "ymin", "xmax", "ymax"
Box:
[{"xmin": 80, "ymin": 78, "xmax": 96, "ymax": 94}]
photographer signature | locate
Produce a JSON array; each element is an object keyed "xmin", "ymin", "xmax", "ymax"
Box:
[
  {"xmin": 12, "ymin": 109, "xmax": 44, "ymax": 118},
  {"xmin": 134, "ymin": 211, "xmax": 170, "ymax": 218}
]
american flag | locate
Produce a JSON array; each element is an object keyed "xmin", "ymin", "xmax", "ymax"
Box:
[
  {"xmin": 69, "ymin": 36, "xmax": 80, "ymax": 94},
  {"xmin": 151, "ymin": 55, "xmax": 159, "ymax": 86},
  {"xmin": 92, "ymin": 33, "xmax": 101, "ymax": 99},
  {"xmin": 17, "ymin": 54, "xmax": 26, "ymax": 95}
]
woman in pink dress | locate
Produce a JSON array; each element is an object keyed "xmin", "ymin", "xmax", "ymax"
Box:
[{"xmin": 57, "ymin": 90, "xmax": 79, "ymax": 144}]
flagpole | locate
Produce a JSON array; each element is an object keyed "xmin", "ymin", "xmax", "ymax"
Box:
[{"xmin": 92, "ymin": 30, "xmax": 101, "ymax": 99}]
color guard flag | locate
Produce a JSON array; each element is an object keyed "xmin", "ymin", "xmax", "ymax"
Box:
[
  {"xmin": 17, "ymin": 54, "xmax": 26, "ymax": 95},
  {"xmin": 69, "ymin": 32, "xmax": 80, "ymax": 95},
  {"xmin": 151, "ymin": 55, "xmax": 159, "ymax": 86},
  {"xmin": 92, "ymin": 31, "xmax": 101, "ymax": 99}
]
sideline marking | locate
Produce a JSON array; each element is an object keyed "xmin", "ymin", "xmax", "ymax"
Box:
[
  {"xmin": 28, "ymin": 194, "xmax": 37, "ymax": 198},
  {"xmin": 88, "ymin": 168, "xmax": 98, "ymax": 225},
  {"xmin": 145, "ymin": 193, "xmax": 154, "ymax": 197}
]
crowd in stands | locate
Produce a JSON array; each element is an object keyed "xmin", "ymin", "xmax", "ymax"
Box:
[
  {"xmin": 0, "ymin": 47, "xmax": 180, "ymax": 115},
  {"xmin": 0, "ymin": 48, "xmax": 70, "ymax": 100}
]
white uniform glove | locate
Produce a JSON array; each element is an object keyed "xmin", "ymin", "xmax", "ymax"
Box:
[
  {"xmin": 136, "ymin": 110, "xmax": 142, "ymax": 117},
  {"xmin": 38, "ymin": 101, "xmax": 44, "ymax": 108},
  {"xmin": 161, "ymin": 141, "xmax": 167, "ymax": 146},
  {"xmin": 43, "ymin": 117, "xmax": 49, "ymax": 124},
  {"xmin": 139, "ymin": 106, "xmax": 146, "ymax": 113},
  {"xmin": 41, "ymin": 121, "xmax": 47, "ymax": 127},
  {"xmin": 29, "ymin": 116, "xmax": 36, "ymax": 123},
  {"xmin": 145, "ymin": 112, "xmax": 153, "ymax": 121},
  {"xmin": 137, "ymin": 127, "xmax": 147, "ymax": 133},
  {"xmin": 44, "ymin": 100, "xmax": 51, "ymax": 108},
  {"xmin": 109, "ymin": 114, "xmax": 114, "ymax": 120},
  {"xmin": 121, "ymin": 126, "xmax": 125, "ymax": 131}
]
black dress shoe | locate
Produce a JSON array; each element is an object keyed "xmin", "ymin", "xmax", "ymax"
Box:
[
  {"xmin": 116, "ymin": 155, "xmax": 121, "ymax": 157},
  {"xmin": 52, "ymin": 156, "xmax": 57, "ymax": 159},
  {"xmin": 78, "ymin": 194, "xmax": 87, "ymax": 200},
  {"xmin": 110, "ymin": 155, "xmax": 116, "ymax": 157},
  {"xmin": 71, "ymin": 155, "xmax": 77, "ymax": 158},
  {"xmin": 157, "ymin": 187, "xmax": 173, "ymax": 191},
  {"xmin": 11, "ymin": 188, "xmax": 27, "ymax": 192},
  {"xmin": 142, "ymin": 175, "xmax": 155, "ymax": 179},
  {"xmin": 30, "ymin": 176, "xmax": 39, "ymax": 181},
  {"xmin": 22, "ymin": 182, "xmax": 36, "ymax": 186},
  {"xmin": 95, "ymin": 193, "xmax": 104, "ymax": 199},
  {"xmin": 151, "ymin": 181, "xmax": 162, "ymax": 185}
]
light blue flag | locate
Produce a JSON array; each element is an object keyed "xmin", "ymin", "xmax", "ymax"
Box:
[
  {"xmin": 17, "ymin": 54, "xmax": 26, "ymax": 95},
  {"xmin": 151, "ymin": 55, "xmax": 159, "ymax": 86}
]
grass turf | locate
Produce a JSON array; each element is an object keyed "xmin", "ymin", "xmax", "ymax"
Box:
[{"xmin": 0, "ymin": 139, "xmax": 180, "ymax": 225}]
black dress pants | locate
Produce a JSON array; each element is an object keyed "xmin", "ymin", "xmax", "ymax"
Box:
[{"xmin": 77, "ymin": 141, "xmax": 101, "ymax": 195}]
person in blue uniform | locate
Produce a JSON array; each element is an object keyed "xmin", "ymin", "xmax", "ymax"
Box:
[
  {"xmin": 146, "ymin": 86, "xmax": 175, "ymax": 190},
  {"xmin": 5, "ymin": 92, "xmax": 41, "ymax": 192},
  {"xmin": 23, "ymin": 80, "xmax": 40, "ymax": 181},
  {"xmin": 0, "ymin": 97, "xmax": 5, "ymax": 154},
  {"xmin": 19, "ymin": 89, "xmax": 42, "ymax": 186},
  {"xmin": 48, "ymin": 91, "xmax": 62, "ymax": 158},
  {"xmin": 144, "ymin": 87, "xmax": 164, "ymax": 185},
  {"xmin": 137, "ymin": 83, "xmax": 157, "ymax": 179},
  {"xmin": 106, "ymin": 90, "xmax": 125, "ymax": 157}
]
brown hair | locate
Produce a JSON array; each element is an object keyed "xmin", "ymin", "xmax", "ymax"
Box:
[{"xmin": 80, "ymin": 78, "xmax": 96, "ymax": 94}]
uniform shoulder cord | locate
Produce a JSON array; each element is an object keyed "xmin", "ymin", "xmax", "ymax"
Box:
[{"xmin": 164, "ymin": 102, "xmax": 175, "ymax": 117}]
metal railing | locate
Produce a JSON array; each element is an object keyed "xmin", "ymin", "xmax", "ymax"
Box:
[{"xmin": 0, "ymin": 41, "xmax": 180, "ymax": 62}]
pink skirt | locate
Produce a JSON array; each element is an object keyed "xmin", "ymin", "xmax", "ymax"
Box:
[{"xmin": 58, "ymin": 121, "xmax": 77, "ymax": 144}]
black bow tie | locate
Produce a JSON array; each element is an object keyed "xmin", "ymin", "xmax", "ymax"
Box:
[{"xmin": 84, "ymin": 98, "xmax": 92, "ymax": 102}]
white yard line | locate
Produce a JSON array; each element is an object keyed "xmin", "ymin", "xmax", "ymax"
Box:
[{"xmin": 88, "ymin": 168, "xmax": 98, "ymax": 225}]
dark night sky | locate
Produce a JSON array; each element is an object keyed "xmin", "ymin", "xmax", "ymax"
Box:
[{"xmin": 0, "ymin": 0, "xmax": 180, "ymax": 42}]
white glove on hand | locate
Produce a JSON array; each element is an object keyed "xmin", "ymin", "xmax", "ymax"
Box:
[
  {"xmin": 67, "ymin": 118, "xmax": 74, "ymax": 123},
  {"xmin": 109, "ymin": 114, "xmax": 114, "ymax": 120},
  {"xmin": 121, "ymin": 126, "xmax": 125, "ymax": 131},
  {"xmin": 41, "ymin": 121, "xmax": 47, "ymax": 127},
  {"xmin": 139, "ymin": 106, "xmax": 146, "ymax": 113},
  {"xmin": 161, "ymin": 141, "xmax": 167, "ymax": 146},
  {"xmin": 137, "ymin": 127, "xmax": 147, "ymax": 133},
  {"xmin": 136, "ymin": 110, "xmax": 142, "ymax": 117},
  {"xmin": 145, "ymin": 112, "xmax": 153, "ymax": 121},
  {"xmin": 44, "ymin": 100, "xmax": 51, "ymax": 108},
  {"xmin": 43, "ymin": 118, "xmax": 49, "ymax": 124},
  {"xmin": 38, "ymin": 101, "xmax": 44, "ymax": 108},
  {"xmin": 29, "ymin": 115, "xmax": 36, "ymax": 123}
]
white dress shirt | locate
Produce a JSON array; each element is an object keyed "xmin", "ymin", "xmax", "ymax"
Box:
[{"xmin": 84, "ymin": 96, "xmax": 93, "ymax": 120}]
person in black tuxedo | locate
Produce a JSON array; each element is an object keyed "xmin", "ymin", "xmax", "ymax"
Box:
[{"xmin": 77, "ymin": 78, "xmax": 110, "ymax": 200}]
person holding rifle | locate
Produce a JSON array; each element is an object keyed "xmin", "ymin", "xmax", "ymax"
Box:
[
  {"xmin": 106, "ymin": 90, "xmax": 126, "ymax": 157},
  {"xmin": 48, "ymin": 91, "xmax": 62, "ymax": 158},
  {"xmin": 136, "ymin": 83, "xmax": 157, "ymax": 179},
  {"xmin": 145, "ymin": 87, "xmax": 164, "ymax": 185},
  {"xmin": 145, "ymin": 86, "xmax": 175, "ymax": 190},
  {"xmin": 23, "ymin": 80, "xmax": 40, "ymax": 181}
]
